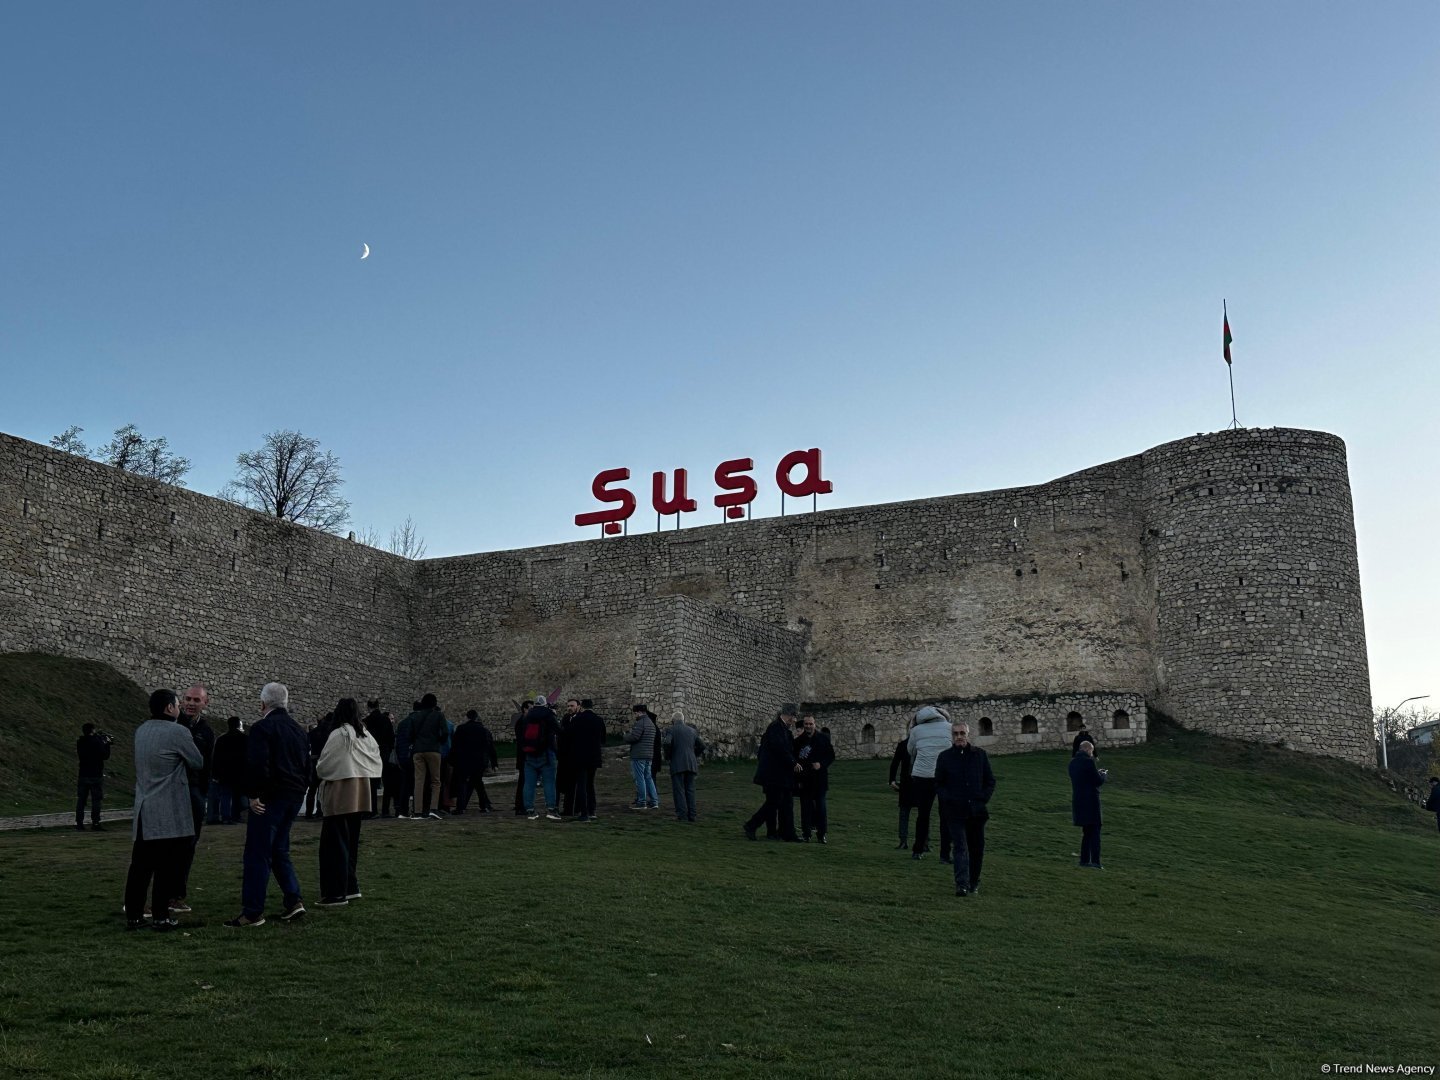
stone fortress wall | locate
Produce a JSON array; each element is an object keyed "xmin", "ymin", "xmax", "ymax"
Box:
[{"xmin": 0, "ymin": 427, "xmax": 1372, "ymax": 764}]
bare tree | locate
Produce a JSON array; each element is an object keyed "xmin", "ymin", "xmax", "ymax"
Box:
[
  {"xmin": 50, "ymin": 425, "xmax": 90, "ymax": 456},
  {"xmin": 221, "ymin": 430, "xmax": 350, "ymax": 533},
  {"xmin": 99, "ymin": 425, "xmax": 190, "ymax": 485},
  {"xmin": 50, "ymin": 423, "xmax": 190, "ymax": 485},
  {"xmin": 387, "ymin": 516, "xmax": 428, "ymax": 559},
  {"xmin": 352, "ymin": 525, "xmax": 383, "ymax": 548}
]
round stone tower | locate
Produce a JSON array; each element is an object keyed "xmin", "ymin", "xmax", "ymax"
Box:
[{"xmin": 1141, "ymin": 428, "xmax": 1372, "ymax": 764}]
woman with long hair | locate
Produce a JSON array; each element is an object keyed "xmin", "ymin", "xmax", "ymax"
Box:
[{"xmin": 315, "ymin": 698, "xmax": 383, "ymax": 906}]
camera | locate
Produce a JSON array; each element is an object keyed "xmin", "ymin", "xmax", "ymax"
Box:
[{"xmin": 97, "ymin": 731, "xmax": 115, "ymax": 744}]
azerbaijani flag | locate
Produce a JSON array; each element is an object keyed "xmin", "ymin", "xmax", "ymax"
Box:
[{"xmin": 1223, "ymin": 303, "xmax": 1233, "ymax": 365}]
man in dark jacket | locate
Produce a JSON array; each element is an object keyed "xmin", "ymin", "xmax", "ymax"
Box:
[
  {"xmin": 793, "ymin": 714, "xmax": 835, "ymax": 843},
  {"xmin": 1427, "ymin": 777, "xmax": 1440, "ymax": 833},
  {"xmin": 210, "ymin": 716, "xmax": 248, "ymax": 824},
  {"xmin": 174, "ymin": 683, "xmax": 216, "ymax": 911},
  {"xmin": 410, "ymin": 693, "xmax": 450, "ymax": 820},
  {"xmin": 518, "ymin": 702, "xmax": 563, "ymax": 820},
  {"xmin": 1072, "ymin": 726, "xmax": 1098, "ymax": 758},
  {"xmin": 1070, "ymin": 740, "xmax": 1108, "ymax": 868},
  {"xmin": 363, "ymin": 700, "xmax": 395, "ymax": 816},
  {"xmin": 556, "ymin": 700, "xmax": 579, "ymax": 816},
  {"xmin": 75, "ymin": 723, "xmax": 113, "ymax": 830},
  {"xmin": 451, "ymin": 710, "xmax": 498, "ymax": 814},
  {"xmin": 567, "ymin": 699, "xmax": 606, "ymax": 822},
  {"xmin": 227, "ymin": 681, "xmax": 309, "ymax": 928},
  {"xmin": 934, "ymin": 721, "xmax": 996, "ymax": 897},
  {"xmin": 744, "ymin": 704, "xmax": 802, "ymax": 842}
]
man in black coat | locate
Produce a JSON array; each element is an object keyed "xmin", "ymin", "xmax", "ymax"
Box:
[
  {"xmin": 567, "ymin": 699, "xmax": 607, "ymax": 822},
  {"xmin": 1427, "ymin": 777, "xmax": 1440, "ymax": 833},
  {"xmin": 1072, "ymin": 727, "xmax": 1098, "ymax": 758},
  {"xmin": 363, "ymin": 700, "xmax": 395, "ymax": 816},
  {"xmin": 210, "ymin": 716, "xmax": 249, "ymax": 824},
  {"xmin": 1069, "ymin": 739, "xmax": 1108, "ymax": 868},
  {"xmin": 174, "ymin": 683, "xmax": 216, "ymax": 911},
  {"xmin": 743, "ymin": 704, "xmax": 802, "ymax": 842},
  {"xmin": 793, "ymin": 714, "xmax": 835, "ymax": 843},
  {"xmin": 888, "ymin": 730, "xmax": 915, "ymax": 850},
  {"xmin": 75, "ymin": 723, "xmax": 113, "ymax": 830},
  {"xmin": 934, "ymin": 721, "xmax": 996, "ymax": 897},
  {"xmin": 451, "ymin": 709, "xmax": 498, "ymax": 814}
]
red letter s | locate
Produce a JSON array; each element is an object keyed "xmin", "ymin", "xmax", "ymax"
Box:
[
  {"xmin": 714, "ymin": 458, "xmax": 757, "ymax": 519},
  {"xmin": 575, "ymin": 468, "xmax": 637, "ymax": 534}
]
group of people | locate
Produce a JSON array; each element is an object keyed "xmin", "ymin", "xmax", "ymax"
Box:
[
  {"xmin": 743, "ymin": 704, "xmax": 836, "ymax": 843},
  {"xmin": 886, "ymin": 709, "xmax": 1110, "ymax": 896},
  {"xmin": 109, "ymin": 677, "xmax": 1124, "ymax": 928}
]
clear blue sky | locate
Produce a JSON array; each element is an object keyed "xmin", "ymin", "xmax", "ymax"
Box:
[{"xmin": 2, "ymin": 2, "xmax": 1435, "ymax": 713}]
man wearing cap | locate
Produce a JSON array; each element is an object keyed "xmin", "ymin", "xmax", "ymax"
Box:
[
  {"xmin": 934, "ymin": 721, "xmax": 996, "ymax": 896},
  {"xmin": 906, "ymin": 705, "xmax": 952, "ymax": 860},
  {"xmin": 743, "ymin": 704, "xmax": 803, "ymax": 842}
]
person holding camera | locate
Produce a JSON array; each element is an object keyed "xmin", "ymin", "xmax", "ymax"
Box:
[
  {"xmin": 75, "ymin": 723, "xmax": 113, "ymax": 831},
  {"xmin": 1069, "ymin": 739, "xmax": 1108, "ymax": 869}
]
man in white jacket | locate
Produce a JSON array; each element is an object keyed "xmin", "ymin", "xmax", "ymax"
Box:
[{"xmin": 906, "ymin": 705, "xmax": 952, "ymax": 861}]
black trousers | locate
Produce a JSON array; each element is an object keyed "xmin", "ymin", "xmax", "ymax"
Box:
[
  {"xmin": 455, "ymin": 765, "xmax": 493, "ymax": 812},
  {"xmin": 1079, "ymin": 823, "xmax": 1102, "ymax": 866},
  {"xmin": 75, "ymin": 778, "xmax": 103, "ymax": 825},
  {"xmin": 318, "ymin": 812, "xmax": 363, "ymax": 899},
  {"xmin": 177, "ymin": 790, "xmax": 205, "ymax": 898},
  {"xmin": 745, "ymin": 785, "xmax": 796, "ymax": 839},
  {"xmin": 123, "ymin": 816, "xmax": 190, "ymax": 921},
  {"xmin": 799, "ymin": 786, "xmax": 827, "ymax": 839},
  {"xmin": 910, "ymin": 777, "xmax": 937, "ymax": 852},
  {"xmin": 940, "ymin": 806, "xmax": 987, "ymax": 890},
  {"xmin": 556, "ymin": 756, "xmax": 577, "ymax": 815},
  {"xmin": 573, "ymin": 766, "xmax": 598, "ymax": 817}
]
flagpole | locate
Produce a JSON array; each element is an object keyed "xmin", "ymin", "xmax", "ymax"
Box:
[{"xmin": 1224, "ymin": 299, "xmax": 1239, "ymax": 429}]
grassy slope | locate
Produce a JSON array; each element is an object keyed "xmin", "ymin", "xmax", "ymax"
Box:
[
  {"xmin": 0, "ymin": 723, "xmax": 1436, "ymax": 1080},
  {"xmin": 0, "ymin": 653, "xmax": 149, "ymax": 815}
]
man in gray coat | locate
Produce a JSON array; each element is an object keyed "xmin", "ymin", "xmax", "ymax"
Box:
[
  {"xmin": 123, "ymin": 688, "xmax": 202, "ymax": 931},
  {"xmin": 663, "ymin": 712, "xmax": 707, "ymax": 822}
]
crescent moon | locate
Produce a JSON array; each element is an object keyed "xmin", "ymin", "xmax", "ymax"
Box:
[{"xmin": 361, "ymin": 243, "xmax": 370, "ymax": 260}]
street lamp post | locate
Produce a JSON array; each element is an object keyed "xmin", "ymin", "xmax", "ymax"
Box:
[{"xmin": 1379, "ymin": 695, "xmax": 1431, "ymax": 770}]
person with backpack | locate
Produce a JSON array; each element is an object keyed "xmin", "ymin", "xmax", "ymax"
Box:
[
  {"xmin": 624, "ymin": 704, "xmax": 660, "ymax": 810},
  {"xmin": 518, "ymin": 702, "xmax": 562, "ymax": 821}
]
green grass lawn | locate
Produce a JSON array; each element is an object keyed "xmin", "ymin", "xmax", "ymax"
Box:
[{"xmin": 1, "ymin": 729, "xmax": 1437, "ymax": 1080}]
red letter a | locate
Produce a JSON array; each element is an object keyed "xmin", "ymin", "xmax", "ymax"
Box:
[{"xmin": 776, "ymin": 448, "xmax": 833, "ymax": 498}]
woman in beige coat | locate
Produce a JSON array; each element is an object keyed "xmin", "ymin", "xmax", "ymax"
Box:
[{"xmin": 316, "ymin": 698, "xmax": 384, "ymax": 906}]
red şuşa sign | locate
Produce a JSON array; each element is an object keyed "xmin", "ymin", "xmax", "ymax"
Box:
[{"xmin": 576, "ymin": 448, "xmax": 833, "ymax": 534}]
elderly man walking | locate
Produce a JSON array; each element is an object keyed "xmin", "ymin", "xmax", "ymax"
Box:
[
  {"xmin": 123, "ymin": 689, "xmax": 203, "ymax": 930},
  {"xmin": 934, "ymin": 721, "xmax": 996, "ymax": 897},
  {"xmin": 663, "ymin": 712, "xmax": 707, "ymax": 822},
  {"xmin": 227, "ymin": 682, "xmax": 309, "ymax": 928}
]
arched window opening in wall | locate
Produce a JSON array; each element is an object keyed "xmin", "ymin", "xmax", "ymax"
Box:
[
  {"xmin": 1066, "ymin": 711, "xmax": 1084, "ymax": 731},
  {"xmin": 979, "ymin": 717, "xmax": 993, "ymax": 736},
  {"xmin": 1112, "ymin": 710, "xmax": 1131, "ymax": 730},
  {"xmin": 861, "ymin": 723, "xmax": 875, "ymax": 746},
  {"xmin": 1021, "ymin": 715, "xmax": 1038, "ymax": 734}
]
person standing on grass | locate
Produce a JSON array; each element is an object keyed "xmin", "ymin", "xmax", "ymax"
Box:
[
  {"xmin": 75, "ymin": 723, "xmax": 113, "ymax": 831},
  {"xmin": 173, "ymin": 683, "xmax": 216, "ymax": 914},
  {"xmin": 906, "ymin": 705, "xmax": 952, "ymax": 861},
  {"xmin": 934, "ymin": 721, "xmax": 995, "ymax": 897},
  {"xmin": 409, "ymin": 693, "xmax": 449, "ymax": 820},
  {"xmin": 793, "ymin": 714, "xmax": 834, "ymax": 843},
  {"xmin": 227, "ymin": 681, "xmax": 309, "ymax": 928},
  {"xmin": 556, "ymin": 698, "xmax": 580, "ymax": 816},
  {"xmin": 1422, "ymin": 777, "xmax": 1439, "ymax": 832},
  {"xmin": 124, "ymin": 689, "xmax": 202, "ymax": 930},
  {"xmin": 315, "ymin": 698, "xmax": 384, "ymax": 906},
  {"xmin": 451, "ymin": 709, "xmax": 498, "ymax": 814},
  {"xmin": 1069, "ymin": 739, "xmax": 1108, "ymax": 868},
  {"xmin": 1071, "ymin": 725, "xmax": 1099, "ymax": 758},
  {"xmin": 889, "ymin": 721, "xmax": 915, "ymax": 850},
  {"xmin": 395, "ymin": 702, "xmax": 421, "ymax": 817},
  {"xmin": 363, "ymin": 700, "xmax": 394, "ymax": 817},
  {"xmin": 211, "ymin": 716, "xmax": 248, "ymax": 824},
  {"xmin": 744, "ymin": 704, "xmax": 803, "ymax": 841},
  {"xmin": 518, "ymin": 701, "xmax": 563, "ymax": 820},
  {"xmin": 624, "ymin": 704, "xmax": 660, "ymax": 810},
  {"xmin": 568, "ymin": 699, "xmax": 606, "ymax": 822},
  {"xmin": 663, "ymin": 711, "xmax": 707, "ymax": 822}
]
